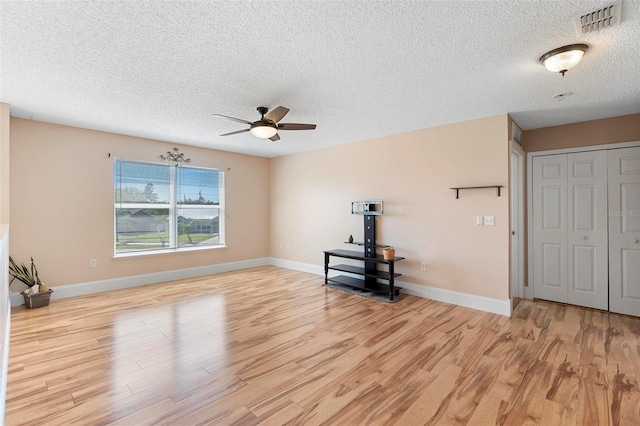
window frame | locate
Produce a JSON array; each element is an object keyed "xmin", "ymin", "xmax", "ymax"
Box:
[{"xmin": 113, "ymin": 159, "xmax": 225, "ymax": 258}]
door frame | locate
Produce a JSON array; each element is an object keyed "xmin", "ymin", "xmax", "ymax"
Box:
[
  {"xmin": 526, "ymin": 140, "xmax": 640, "ymax": 300},
  {"xmin": 510, "ymin": 142, "xmax": 525, "ymax": 301}
]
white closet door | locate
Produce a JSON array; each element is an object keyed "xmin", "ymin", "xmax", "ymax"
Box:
[
  {"xmin": 533, "ymin": 155, "xmax": 568, "ymax": 303},
  {"xmin": 608, "ymin": 147, "xmax": 640, "ymax": 316},
  {"xmin": 567, "ymin": 151, "xmax": 608, "ymax": 310}
]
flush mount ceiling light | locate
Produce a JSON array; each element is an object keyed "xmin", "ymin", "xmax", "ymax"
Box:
[{"xmin": 539, "ymin": 44, "xmax": 589, "ymax": 76}]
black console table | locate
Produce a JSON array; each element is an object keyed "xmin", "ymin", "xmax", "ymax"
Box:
[
  {"xmin": 323, "ymin": 201, "xmax": 405, "ymax": 301},
  {"xmin": 324, "ymin": 249, "xmax": 405, "ymax": 300}
]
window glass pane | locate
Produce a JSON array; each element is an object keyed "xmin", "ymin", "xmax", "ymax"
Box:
[
  {"xmin": 115, "ymin": 208, "xmax": 170, "ymax": 252},
  {"xmin": 177, "ymin": 167, "xmax": 220, "ymax": 205},
  {"xmin": 115, "ymin": 162, "xmax": 171, "ymax": 204},
  {"xmin": 176, "ymin": 207, "xmax": 220, "ymax": 247},
  {"xmin": 114, "ymin": 159, "xmax": 224, "ymax": 255}
]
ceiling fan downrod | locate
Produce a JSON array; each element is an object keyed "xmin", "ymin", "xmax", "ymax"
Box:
[{"xmin": 257, "ymin": 106, "xmax": 269, "ymax": 119}]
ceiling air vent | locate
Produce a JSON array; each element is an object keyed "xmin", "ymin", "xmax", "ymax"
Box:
[{"xmin": 576, "ymin": 1, "xmax": 622, "ymax": 34}]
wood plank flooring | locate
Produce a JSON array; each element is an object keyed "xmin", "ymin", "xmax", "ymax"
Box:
[{"xmin": 6, "ymin": 266, "xmax": 640, "ymax": 425}]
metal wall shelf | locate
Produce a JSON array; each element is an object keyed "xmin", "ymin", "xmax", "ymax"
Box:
[{"xmin": 450, "ymin": 185, "xmax": 503, "ymax": 199}]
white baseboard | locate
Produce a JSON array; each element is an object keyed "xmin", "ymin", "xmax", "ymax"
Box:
[
  {"xmin": 9, "ymin": 256, "xmax": 511, "ymax": 317},
  {"xmin": 268, "ymin": 257, "xmax": 324, "ymax": 276},
  {"xmin": 399, "ymin": 281, "xmax": 511, "ymax": 316},
  {"xmin": 10, "ymin": 257, "xmax": 270, "ymax": 307},
  {"xmin": 269, "ymin": 257, "xmax": 511, "ymax": 317}
]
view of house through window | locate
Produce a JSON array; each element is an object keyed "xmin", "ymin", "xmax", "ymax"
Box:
[{"xmin": 114, "ymin": 160, "xmax": 224, "ymax": 254}]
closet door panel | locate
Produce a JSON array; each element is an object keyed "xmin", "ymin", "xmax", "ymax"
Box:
[
  {"xmin": 533, "ymin": 155, "xmax": 568, "ymax": 303},
  {"xmin": 609, "ymin": 147, "xmax": 640, "ymax": 316},
  {"xmin": 567, "ymin": 151, "xmax": 608, "ymax": 310}
]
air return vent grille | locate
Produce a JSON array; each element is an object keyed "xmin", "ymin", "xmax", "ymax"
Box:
[{"xmin": 576, "ymin": 2, "xmax": 622, "ymax": 34}]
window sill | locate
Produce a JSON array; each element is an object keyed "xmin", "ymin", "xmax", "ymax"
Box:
[{"xmin": 113, "ymin": 244, "xmax": 227, "ymax": 259}]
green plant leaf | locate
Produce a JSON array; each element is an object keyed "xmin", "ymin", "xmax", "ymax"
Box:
[{"xmin": 8, "ymin": 255, "xmax": 39, "ymax": 287}]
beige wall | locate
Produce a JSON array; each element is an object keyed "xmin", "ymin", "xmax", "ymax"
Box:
[
  {"xmin": 523, "ymin": 113, "xmax": 640, "ymax": 152},
  {"xmin": 270, "ymin": 115, "xmax": 511, "ymax": 300},
  {"xmin": 9, "ymin": 118, "xmax": 270, "ymax": 289},
  {"xmin": 0, "ymin": 104, "xmax": 9, "ymax": 224}
]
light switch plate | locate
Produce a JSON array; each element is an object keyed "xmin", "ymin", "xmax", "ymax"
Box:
[
  {"xmin": 476, "ymin": 216, "xmax": 484, "ymax": 225},
  {"xmin": 484, "ymin": 216, "xmax": 495, "ymax": 226}
]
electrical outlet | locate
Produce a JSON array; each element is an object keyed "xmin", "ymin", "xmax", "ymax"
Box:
[
  {"xmin": 286, "ymin": 244, "xmax": 291, "ymax": 251},
  {"xmin": 420, "ymin": 263, "xmax": 427, "ymax": 272},
  {"xmin": 90, "ymin": 259, "xmax": 97, "ymax": 268},
  {"xmin": 484, "ymin": 216, "xmax": 495, "ymax": 226}
]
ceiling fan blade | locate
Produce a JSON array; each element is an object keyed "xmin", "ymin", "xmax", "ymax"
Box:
[
  {"xmin": 212, "ymin": 114, "xmax": 253, "ymax": 125},
  {"xmin": 220, "ymin": 128, "xmax": 250, "ymax": 136},
  {"xmin": 264, "ymin": 106, "xmax": 289, "ymax": 123},
  {"xmin": 269, "ymin": 133, "xmax": 281, "ymax": 142},
  {"xmin": 277, "ymin": 123, "xmax": 317, "ymax": 131}
]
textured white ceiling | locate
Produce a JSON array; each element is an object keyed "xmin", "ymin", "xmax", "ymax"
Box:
[{"xmin": 1, "ymin": 1, "xmax": 639, "ymax": 158}]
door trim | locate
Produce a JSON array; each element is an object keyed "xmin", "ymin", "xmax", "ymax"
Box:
[
  {"xmin": 526, "ymin": 140, "xmax": 640, "ymax": 301},
  {"xmin": 510, "ymin": 142, "xmax": 525, "ymax": 301}
]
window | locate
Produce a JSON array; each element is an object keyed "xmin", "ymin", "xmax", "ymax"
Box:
[{"xmin": 114, "ymin": 159, "xmax": 224, "ymax": 255}]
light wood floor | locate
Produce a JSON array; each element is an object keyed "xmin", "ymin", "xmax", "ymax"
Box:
[{"xmin": 6, "ymin": 266, "xmax": 640, "ymax": 425}]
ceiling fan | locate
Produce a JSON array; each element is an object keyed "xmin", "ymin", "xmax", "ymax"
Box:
[{"xmin": 213, "ymin": 106, "xmax": 316, "ymax": 141}]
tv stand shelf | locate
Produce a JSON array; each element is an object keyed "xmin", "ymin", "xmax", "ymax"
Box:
[
  {"xmin": 324, "ymin": 249, "xmax": 405, "ymax": 300},
  {"xmin": 324, "ymin": 201, "xmax": 405, "ymax": 301},
  {"xmin": 329, "ymin": 264, "xmax": 400, "ymax": 280}
]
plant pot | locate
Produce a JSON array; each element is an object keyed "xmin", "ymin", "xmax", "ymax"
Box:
[
  {"xmin": 21, "ymin": 289, "xmax": 53, "ymax": 309},
  {"xmin": 382, "ymin": 249, "xmax": 396, "ymax": 261}
]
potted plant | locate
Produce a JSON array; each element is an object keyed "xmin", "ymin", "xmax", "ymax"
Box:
[
  {"xmin": 382, "ymin": 246, "xmax": 396, "ymax": 260},
  {"xmin": 8, "ymin": 256, "xmax": 53, "ymax": 309}
]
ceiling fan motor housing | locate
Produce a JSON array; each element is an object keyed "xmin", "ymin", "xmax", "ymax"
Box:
[{"xmin": 251, "ymin": 120, "xmax": 277, "ymax": 130}]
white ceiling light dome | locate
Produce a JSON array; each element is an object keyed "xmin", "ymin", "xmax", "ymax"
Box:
[
  {"xmin": 539, "ymin": 44, "xmax": 589, "ymax": 76},
  {"xmin": 250, "ymin": 122, "xmax": 278, "ymax": 139}
]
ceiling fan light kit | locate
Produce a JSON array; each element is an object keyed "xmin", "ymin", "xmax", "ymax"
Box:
[
  {"xmin": 539, "ymin": 44, "xmax": 589, "ymax": 76},
  {"xmin": 213, "ymin": 106, "xmax": 316, "ymax": 142},
  {"xmin": 250, "ymin": 122, "xmax": 278, "ymax": 139}
]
